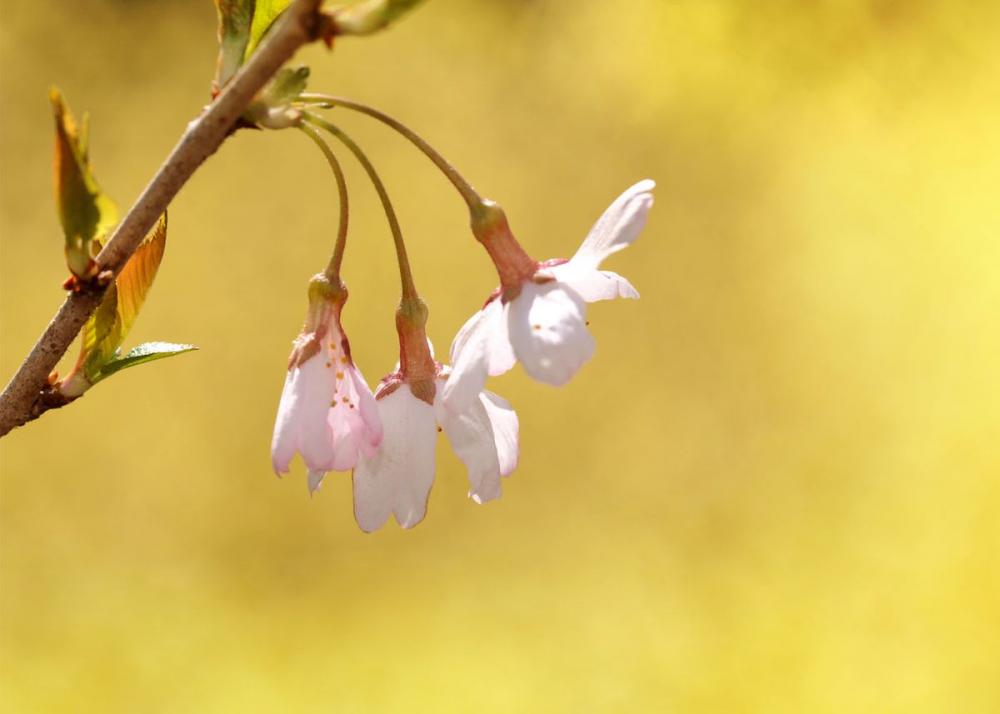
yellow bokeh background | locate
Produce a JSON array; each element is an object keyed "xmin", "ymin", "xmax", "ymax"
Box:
[{"xmin": 2, "ymin": 0, "xmax": 999, "ymax": 710}]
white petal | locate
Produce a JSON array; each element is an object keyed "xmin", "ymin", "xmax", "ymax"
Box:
[
  {"xmin": 352, "ymin": 386, "xmax": 437, "ymax": 532},
  {"xmin": 435, "ymin": 381, "xmax": 519, "ymax": 505},
  {"xmin": 307, "ymin": 470, "xmax": 325, "ymax": 495},
  {"xmin": 443, "ymin": 299, "xmax": 515, "ymax": 413},
  {"xmin": 550, "ymin": 263, "xmax": 640, "ymax": 303},
  {"xmin": 485, "ymin": 304, "xmax": 517, "ymax": 375},
  {"xmin": 482, "ymin": 391, "xmax": 519, "ymax": 479},
  {"xmin": 572, "ymin": 179, "xmax": 655, "ymax": 268},
  {"xmin": 508, "ymin": 282, "xmax": 595, "ymax": 386}
]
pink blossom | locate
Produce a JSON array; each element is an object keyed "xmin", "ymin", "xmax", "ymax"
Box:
[
  {"xmin": 444, "ymin": 180, "xmax": 654, "ymax": 411},
  {"xmin": 271, "ymin": 279, "xmax": 382, "ymax": 493}
]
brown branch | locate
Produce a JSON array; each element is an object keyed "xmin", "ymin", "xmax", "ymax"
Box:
[{"xmin": 0, "ymin": 0, "xmax": 327, "ymax": 437}]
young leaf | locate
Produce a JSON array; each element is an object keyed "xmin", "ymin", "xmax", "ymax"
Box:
[
  {"xmin": 331, "ymin": 0, "xmax": 425, "ymax": 36},
  {"xmin": 51, "ymin": 88, "xmax": 118, "ymax": 278},
  {"xmin": 82, "ymin": 213, "xmax": 168, "ymax": 382},
  {"xmin": 244, "ymin": 0, "xmax": 292, "ymax": 59},
  {"xmin": 261, "ymin": 66, "xmax": 310, "ymax": 106},
  {"xmin": 95, "ymin": 342, "xmax": 198, "ymax": 382},
  {"xmin": 215, "ymin": 0, "xmax": 257, "ymax": 90},
  {"xmin": 81, "ymin": 281, "xmax": 119, "ymax": 359}
]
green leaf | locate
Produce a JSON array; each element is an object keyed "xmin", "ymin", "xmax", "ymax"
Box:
[
  {"xmin": 51, "ymin": 87, "xmax": 118, "ymax": 278},
  {"xmin": 82, "ymin": 213, "xmax": 168, "ymax": 382},
  {"xmin": 260, "ymin": 66, "xmax": 310, "ymax": 105},
  {"xmin": 95, "ymin": 342, "xmax": 198, "ymax": 382},
  {"xmin": 331, "ymin": 0, "xmax": 426, "ymax": 35},
  {"xmin": 215, "ymin": 0, "xmax": 257, "ymax": 89},
  {"xmin": 377, "ymin": 0, "xmax": 425, "ymax": 25},
  {"xmin": 82, "ymin": 282, "xmax": 118, "ymax": 359},
  {"xmin": 244, "ymin": 0, "xmax": 292, "ymax": 59}
]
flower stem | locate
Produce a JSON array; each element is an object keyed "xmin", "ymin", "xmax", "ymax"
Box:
[
  {"xmin": 297, "ymin": 124, "xmax": 348, "ymax": 282},
  {"xmin": 303, "ymin": 112, "xmax": 418, "ymax": 301},
  {"xmin": 297, "ymin": 93, "xmax": 484, "ymax": 212}
]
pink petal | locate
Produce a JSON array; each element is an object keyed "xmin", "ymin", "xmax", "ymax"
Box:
[
  {"xmin": 270, "ymin": 370, "xmax": 301, "ymax": 475},
  {"xmin": 326, "ymin": 365, "xmax": 382, "ymax": 472},
  {"xmin": 572, "ymin": 179, "xmax": 655, "ymax": 269},
  {"xmin": 270, "ymin": 352, "xmax": 337, "ymax": 474},
  {"xmin": 352, "ymin": 386, "xmax": 438, "ymax": 532},
  {"xmin": 296, "ymin": 355, "xmax": 338, "ymax": 472},
  {"xmin": 507, "ymin": 282, "xmax": 595, "ymax": 386}
]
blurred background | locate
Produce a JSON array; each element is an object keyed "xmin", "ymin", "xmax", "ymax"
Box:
[{"xmin": 2, "ymin": 0, "xmax": 999, "ymax": 711}]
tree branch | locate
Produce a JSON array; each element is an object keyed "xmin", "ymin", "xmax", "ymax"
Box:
[{"xmin": 0, "ymin": 0, "xmax": 327, "ymax": 437}]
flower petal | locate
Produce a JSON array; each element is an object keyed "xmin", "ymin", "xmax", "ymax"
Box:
[
  {"xmin": 326, "ymin": 364, "xmax": 383, "ymax": 471},
  {"xmin": 572, "ymin": 179, "xmax": 655, "ymax": 268},
  {"xmin": 270, "ymin": 369, "xmax": 301, "ymax": 475},
  {"xmin": 550, "ymin": 263, "xmax": 640, "ymax": 303},
  {"xmin": 508, "ymin": 282, "xmax": 595, "ymax": 385},
  {"xmin": 351, "ymin": 366, "xmax": 383, "ymax": 454},
  {"xmin": 443, "ymin": 298, "xmax": 514, "ymax": 412},
  {"xmin": 482, "ymin": 391, "xmax": 519, "ymax": 479},
  {"xmin": 352, "ymin": 386, "xmax": 437, "ymax": 532},
  {"xmin": 295, "ymin": 355, "xmax": 338, "ymax": 472},
  {"xmin": 270, "ymin": 352, "xmax": 337, "ymax": 474},
  {"xmin": 435, "ymin": 381, "xmax": 519, "ymax": 504},
  {"xmin": 307, "ymin": 470, "xmax": 325, "ymax": 495}
]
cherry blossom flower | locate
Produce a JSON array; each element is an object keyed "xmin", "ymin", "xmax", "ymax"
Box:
[
  {"xmin": 443, "ymin": 179, "xmax": 654, "ymax": 411},
  {"xmin": 352, "ymin": 312, "xmax": 519, "ymax": 532},
  {"xmin": 271, "ymin": 276, "xmax": 382, "ymax": 493}
]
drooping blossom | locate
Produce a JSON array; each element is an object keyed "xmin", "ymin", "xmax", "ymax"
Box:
[
  {"xmin": 352, "ymin": 307, "xmax": 519, "ymax": 532},
  {"xmin": 271, "ymin": 275, "xmax": 382, "ymax": 493},
  {"xmin": 443, "ymin": 180, "xmax": 654, "ymax": 411}
]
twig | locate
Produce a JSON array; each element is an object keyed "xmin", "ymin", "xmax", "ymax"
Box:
[{"xmin": 0, "ymin": 0, "xmax": 327, "ymax": 437}]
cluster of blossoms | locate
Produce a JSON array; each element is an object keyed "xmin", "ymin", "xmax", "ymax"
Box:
[{"xmin": 268, "ymin": 99, "xmax": 653, "ymax": 532}]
